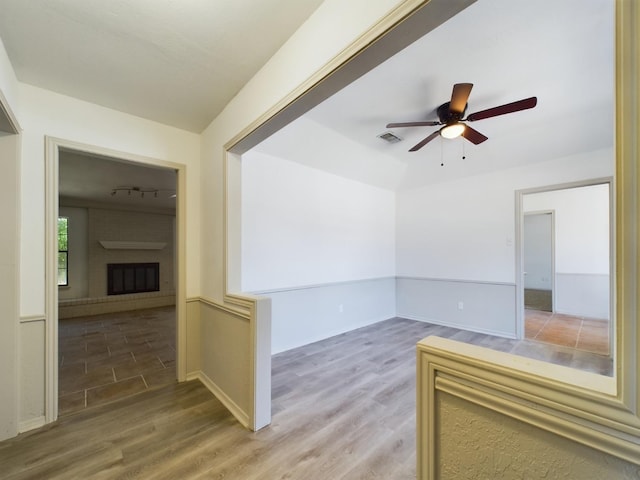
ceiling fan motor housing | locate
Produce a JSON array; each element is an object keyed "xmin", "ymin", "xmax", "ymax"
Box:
[{"xmin": 437, "ymin": 101, "xmax": 466, "ymax": 125}]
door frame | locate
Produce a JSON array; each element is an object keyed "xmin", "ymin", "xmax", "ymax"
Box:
[
  {"xmin": 44, "ymin": 137, "xmax": 187, "ymax": 422},
  {"xmin": 515, "ymin": 177, "xmax": 614, "ymax": 344}
]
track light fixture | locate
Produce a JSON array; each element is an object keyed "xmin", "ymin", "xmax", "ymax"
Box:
[{"xmin": 109, "ymin": 186, "xmax": 176, "ymax": 199}]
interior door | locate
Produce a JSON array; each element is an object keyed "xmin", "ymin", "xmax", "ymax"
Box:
[{"xmin": 523, "ymin": 212, "xmax": 553, "ymax": 312}]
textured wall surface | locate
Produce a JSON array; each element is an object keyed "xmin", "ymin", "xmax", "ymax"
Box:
[{"xmin": 436, "ymin": 392, "xmax": 640, "ymax": 479}]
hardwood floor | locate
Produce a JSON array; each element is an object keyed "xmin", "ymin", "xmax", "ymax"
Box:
[
  {"xmin": 524, "ymin": 288, "xmax": 552, "ymax": 311},
  {"xmin": 2, "ymin": 317, "xmax": 613, "ymax": 479}
]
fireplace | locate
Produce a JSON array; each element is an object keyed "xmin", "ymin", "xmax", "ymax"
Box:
[{"xmin": 107, "ymin": 262, "xmax": 160, "ymax": 295}]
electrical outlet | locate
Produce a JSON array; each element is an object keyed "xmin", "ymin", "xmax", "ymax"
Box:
[{"xmin": 458, "ymin": 301, "xmax": 464, "ymax": 310}]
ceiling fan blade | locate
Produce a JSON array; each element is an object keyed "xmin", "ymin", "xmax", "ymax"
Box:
[
  {"xmin": 409, "ymin": 130, "xmax": 440, "ymax": 152},
  {"xmin": 386, "ymin": 121, "xmax": 440, "ymax": 128},
  {"xmin": 466, "ymin": 96, "xmax": 537, "ymax": 122},
  {"xmin": 461, "ymin": 125, "xmax": 488, "ymax": 144},
  {"xmin": 450, "ymin": 83, "xmax": 473, "ymax": 114}
]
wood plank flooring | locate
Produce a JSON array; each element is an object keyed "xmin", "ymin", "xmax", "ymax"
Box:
[{"xmin": 1, "ymin": 317, "xmax": 613, "ymax": 479}]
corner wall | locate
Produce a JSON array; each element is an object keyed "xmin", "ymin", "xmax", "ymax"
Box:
[
  {"xmin": 241, "ymin": 150, "xmax": 396, "ymax": 353},
  {"xmin": 396, "ymin": 148, "xmax": 613, "ymax": 337},
  {"xmin": 266, "ymin": 277, "xmax": 396, "ymax": 354}
]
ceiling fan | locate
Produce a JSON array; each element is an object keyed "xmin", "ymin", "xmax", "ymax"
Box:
[{"xmin": 386, "ymin": 83, "xmax": 537, "ymax": 152}]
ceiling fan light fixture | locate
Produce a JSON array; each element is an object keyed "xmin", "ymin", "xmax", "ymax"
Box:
[{"xmin": 440, "ymin": 123, "xmax": 465, "ymax": 139}]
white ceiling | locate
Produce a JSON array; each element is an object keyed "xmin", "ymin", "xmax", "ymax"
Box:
[
  {"xmin": 254, "ymin": 0, "xmax": 614, "ymax": 191},
  {"xmin": 0, "ymin": 0, "xmax": 324, "ymax": 132},
  {"xmin": 0, "ymin": 0, "xmax": 322, "ymax": 207},
  {"xmin": 59, "ymin": 151, "xmax": 177, "ymax": 211},
  {"xmin": 1, "ymin": 0, "xmax": 615, "ymax": 200}
]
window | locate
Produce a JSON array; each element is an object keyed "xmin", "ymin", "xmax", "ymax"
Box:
[{"xmin": 58, "ymin": 216, "xmax": 68, "ymax": 286}]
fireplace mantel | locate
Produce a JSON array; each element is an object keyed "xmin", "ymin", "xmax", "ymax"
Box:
[{"xmin": 99, "ymin": 241, "xmax": 166, "ymax": 250}]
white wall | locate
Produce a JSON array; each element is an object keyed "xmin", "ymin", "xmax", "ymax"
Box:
[
  {"xmin": 524, "ymin": 184, "xmax": 610, "ymax": 319},
  {"xmin": 200, "ymin": 0, "xmax": 410, "ymax": 301},
  {"xmin": 396, "ymin": 148, "xmax": 613, "ymax": 336},
  {"xmin": 524, "ymin": 185, "xmax": 609, "ymax": 276},
  {"xmin": 242, "ymin": 150, "xmax": 395, "ymax": 291},
  {"xmin": 523, "ymin": 213, "xmax": 553, "ymax": 290},
  {"xmin": 241, "ymin": 146, "xmax": 612, "ymax": 343},
  {"xmin": 242, "ymin": 150, "xmax": 396, "ymax": 352},
  {"xmin": 397, "ymin": 148, "xmax": 613, "ymax": 281}
]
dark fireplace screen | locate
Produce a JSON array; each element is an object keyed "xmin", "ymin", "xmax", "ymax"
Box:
[{"xmin": 107, "ymin": 263, "xmax": 160, "ymax": 295}]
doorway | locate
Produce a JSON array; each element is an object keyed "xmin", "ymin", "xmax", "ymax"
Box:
[
  {"xmin": 45, "ymin": 138, "xmax": 187, "ymax": 422},
  {"xmin": 517, "ymin": 180, "xmax": 612, "ymax": 356},
  {"xmin": 523, "ymin": 211, "xmax": 554, "ymax": 312}
]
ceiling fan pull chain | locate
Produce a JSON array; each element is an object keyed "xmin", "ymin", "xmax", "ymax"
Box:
[
  {"xmin": 440, "ymin": 136, "xmax": 445, "ymax": 167},
  {"xmin": 462, "ymin": 138, "xmax": 466, "ymax": 160}
]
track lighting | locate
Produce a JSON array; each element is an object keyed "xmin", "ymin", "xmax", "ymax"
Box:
[{"xmin": 109, "ymin": 186, "xmax": 175, "ymax": 199}]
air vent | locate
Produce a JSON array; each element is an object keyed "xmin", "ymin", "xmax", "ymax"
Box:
[{"xmin": 377, "ymin": 131, "xmax": 403, "ymax": 143}]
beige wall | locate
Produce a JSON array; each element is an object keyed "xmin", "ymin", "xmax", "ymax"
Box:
[
  {"xmin": 0, "ymin": 34, "xmax": 20, "ymax": 442},
  {"xmin": 0, "ymin": 133, "xmax": 20, "ymax": 441}
]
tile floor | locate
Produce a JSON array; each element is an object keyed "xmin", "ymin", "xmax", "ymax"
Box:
[
  {"xmin": 525, "ymin": 309, "xmax": 610, "ymax": 356},
  {"xmin": 58, "ymin": 306, "xmax": 176, "ymax": 416}
]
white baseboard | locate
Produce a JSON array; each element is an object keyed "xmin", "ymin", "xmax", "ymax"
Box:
[
  {"xmin": 194, "ymin": 370, "xmax": 250, "ymax": 429},
  {"xmin": 19, "ymin": 415, "xmax": 46, "ymax": 433}
]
